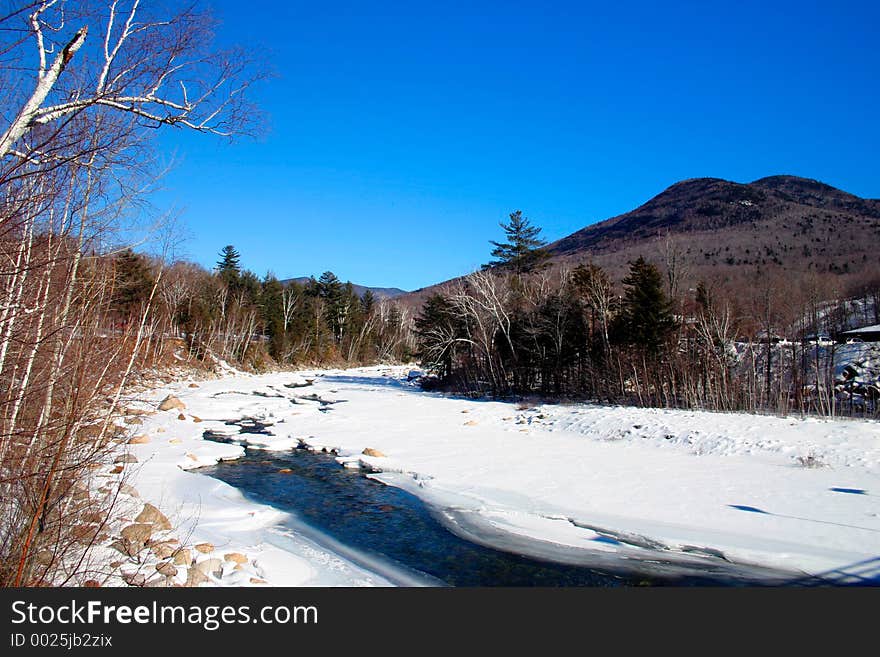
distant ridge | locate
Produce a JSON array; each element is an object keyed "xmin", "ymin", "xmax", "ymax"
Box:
[
  {"xmin": 281, "ymin": 277, "xmax": 408, "ymax": 300},
  {"xmin": 396, "ymin": 174, "xmax": 880, "ymax": 308}
]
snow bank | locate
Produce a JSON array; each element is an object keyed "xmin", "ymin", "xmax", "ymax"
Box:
[{"xmin": 125, "ymin": 365, "xmax": 880, "ymax": 584}]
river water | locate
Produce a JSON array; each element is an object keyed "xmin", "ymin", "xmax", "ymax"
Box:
[{"xmin": 197, "ymin": 443, "xmax": 807, "ymax": 587}]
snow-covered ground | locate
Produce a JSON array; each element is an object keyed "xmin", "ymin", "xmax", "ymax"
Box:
[{"xmin": 121, "ymin": 365, "xmax": 880, "ymax": 585}]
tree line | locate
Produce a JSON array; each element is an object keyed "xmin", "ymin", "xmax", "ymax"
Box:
[
  {"xmin": 414, "ymin": 211, "xmax": 880, "ymax": 417},
  {"xmin": 113, "ymin": 244, "xmax": 414, "ymax": 369},
  {"xmin": 0, "ymin": 1, "xmax": 266, "ymax": 587}
]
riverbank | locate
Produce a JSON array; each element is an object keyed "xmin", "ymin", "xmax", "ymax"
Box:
[{"xmin": 120, "ymin": 365, "xmax": 880, "ymax": 585}]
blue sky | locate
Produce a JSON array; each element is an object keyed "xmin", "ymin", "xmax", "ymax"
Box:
[{"xmin": 152, "ymin": 1, "xmax": 880, "ymax": 290}]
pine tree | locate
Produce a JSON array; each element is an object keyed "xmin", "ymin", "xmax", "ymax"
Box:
[
  {"xmin": 614, "ymin": 256, "xmax": 676, "ymax": 354},
  {"xmin": 361, "ymin": 289, "xmax": 376, "ymax": 315},
  {"xmin": 316, "ymin": 271, "xmax": 349, "ymax": 343},
  {"xmin": 111, "ymin": 249, "xmax": 155, "ymax": 320},
  {"xmin": 414, "ymin": 293, "xmax": 463, "ymax": 378},
  {"xmin": 487, "ymin": 210, "xmax": 549, "ymax": 274},
  {"xmin": 216, "ymin": 245, "xmax": 241, "ymax": 286},
  {"xmin": 261, "ymin": 274, "xmax": 286, "ymax": 361}
]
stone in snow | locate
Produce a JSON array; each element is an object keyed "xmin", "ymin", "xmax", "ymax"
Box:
[{"xmin": 158, "ymin": 395, "xmax": 186, "ymax": 412}]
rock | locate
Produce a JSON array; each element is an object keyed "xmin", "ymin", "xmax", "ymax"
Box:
[
  {"xmin": 121, "ymin": 572, "xmax": 146, "ymax": 587},
  {"xmin": 82, "ymin": 511, "xmax": 104, "ymax": 524},
  {"xmin": 82, "ymin": 580, "xmax": 101, "ymax": 588},
  {"xmin": 188, "ymin": 383, "xmax": 200, "ymax": 388},
  {"xmin": 224, "ymin": 552, "xmax": 248, "ymax": 565},
  {"xmin": 136, "ymin": 503, "xmax": 172, "ymax": 531},
  {"xmin": 156, "ymin": 562, "xmax": 178, "ymax": 577},
  {"xmin": 158, "ymin": 395, "xmax": 186, "ymax": 412},
  {"xmin": 150, "ymin": 541, "xmax": 176, "ymax": 559},
  {"xmin": 192, "ymin": 416, "xmax": 203, "ymax": 423},
  {"xmin": 278, "ymin": 468, "xmax": 292, "ymax": 474},
  {"xmin": 71, "ymin": 524, "xmax": 98, "ymax": 544},
  {"xmin": 128, "ymin": 434, "xmax": 151, "ymax": 445},
  {"xmin": 120, "ymin": 523, "xmax": 152, "ymax": 544},
  {"xmin": 34, "ymin": 550, "xmax": 54, "ymax": 565},
  {"xmin": 177, "ymin": 413, "xmax": 186, "ymax": 421},
  {"xmin": 145, "ymin": 576, "xmax": 172, "ymax": 587},
  {"xmin": 249, "ymin": 578, "xmax": 267, "ymax": 584},
  {"xmin": 110, "ymin": 465, "xmax": 124, "ymax": 474},
  {"xmin": 169, "ymin": 438, "xmax": 182, "ymax": 444},
  {"xmin": 194, "ymin": 542, "xmax": 214, "ymax": 554},
  {"xmin": 109, "ymin": 540, "xmax": 137, "ymax": 557},
  {"xmin": 172, "ymin": 548, "xmax": 192, "ymax": 566},
  {"xmin": 361, "ymin": 448, "xmax": 386, "ymax": 458},
  {"xmin": 185, "ymin": 568, "xmax": 209, "ymax": 587},
  {"xmin": 119, "ymin": 484, "xmax": 140, "ymax": 498},
  {"xmin": 464, "ymin": 420, "xmax": 478, "ymax": 426},
  {"xmin": 114, "ymin": 453, "xmax": 138, "ymax": 464},
  {"xmin": 125, "ymin": 417, "xmax": 143, "ymax": 425},
  {"xmin": 194, "ymin": 558, "xmax": 223, "ymax": 577}
]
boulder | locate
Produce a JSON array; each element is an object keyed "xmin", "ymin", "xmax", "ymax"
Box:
[
  {"xmin": 121, "ymin": 572, "xmax": 146, "ymax": 587},
  {"xmin": 194, "ymin": 542, "xmax": 214, "ymax": 554},
  {"xmin": 188, "ymin": 383, "xmax": 200, "ymax": 388},
  {"xmin": 172, "ymin": 548, "xmax": 192, "ymax": 566},
  {"xmin": 109, "ymin": 540, "xmax": 137, "ymax": 557},
  {"xmin": 81, "ymin": 511, "xmax": 104, "ymax": 524},
  {"xmin": 34, "ymin": 549, "xmax": 54, "ymax": 565},
  {"xmin": 224, "ymin": 552, "xmax": 248, "ymax": 565},
  {"xmin": 128, "ymin": 434, "xmax": 150, "ymax": 445},
  {"xmin": 156, "ymin": 562, "xmax": 178, "ymax": 577},
  {"xmin": 145, "ymin": 576, "xmax": 172, "ymax": 588},
  {"xmin": 177, "ymin": 413, "xmax": 186, "ymax": 421},
  {"xmin": 114, "ymin": 453, "xmax": 138, "ymax": 464},
  {"xmin": 136, "ymin": 503, "xmax": 172, "ymax": 531},
  {"xmin": 278, "ymin": 468, "xmax": 292, "ymax": 474},
  {"xmin": 194, "ymin": 558, "xmax": 223, "ymax": 578},
  {"xmin": 158, "ymin": 395, "xmax": 186, "ymax": 412},
  {"xmin": 185, "ymin": 568, "xmax": 209, "ymax": 587},
  {"xmin": 120, "ymin": 523, "xmax": 152, "ymax": 544},
  {"xmin": 361, "ymin": 448, "xmax": 386, "ymax": 458},
  {"xmin": 119, "ymin": 484, "xmax": 140, "ymax": 498},
  {"xmin": 150, "ymin": 542, "xmax": 176, "ymax": 559}
]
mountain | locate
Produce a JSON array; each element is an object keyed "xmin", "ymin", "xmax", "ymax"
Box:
[
  {"xmin": 280, "ymin": 277, "xmax": 408, "ymax": 300},
  {"xmin": 547, "ymin": 175, "xmax": 880, "ymax": 281},
  {"xmin": 397, "ymin": 175, "xmax": 880, "ymax": 309}
]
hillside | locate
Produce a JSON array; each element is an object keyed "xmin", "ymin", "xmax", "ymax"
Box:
[
  {"xmin": 399, "ymin": 175, "xmax": 880, "ymax": 309},
  {"xmin": 281, "ymin": 277, "xmax": 408, "ymax": 300},
  {"xmin": 548, "ymin": 175, "xmax": 880, "ymax": 281}
]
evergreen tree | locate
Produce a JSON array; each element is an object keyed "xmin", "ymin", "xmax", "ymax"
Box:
[
  {"xmin": 315, "ymin": 271, "xmax": 349, "ymax": 343},
  {"xmin": 414, "ymin": 293, "xmax": 463, "ymax": 378},
  {"xmin": 487, "ymin": 210, "xmax": 549, "ymax": 274},
  {"xmin": 216, "ymin": 245, "xmax": 241, "ymax": 286},
  {"xmin": 111, "ymin": 249, "xmax": 155, "ymax": 320},
  {"xmin": 261, "ymin": 274, "xmax": 286, "ymax": 360},
  {"xmin": 614, "ymin": 256, "xmax": 676, "ymax": 354},
  {"xmin": 361, "ymin": 289, "xmax": 376, "ymax": 315}
]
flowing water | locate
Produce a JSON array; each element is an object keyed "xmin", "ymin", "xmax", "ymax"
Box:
[{"xmin": 197, "ymin": 440, "xmax": 804, "ymax": 587}]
